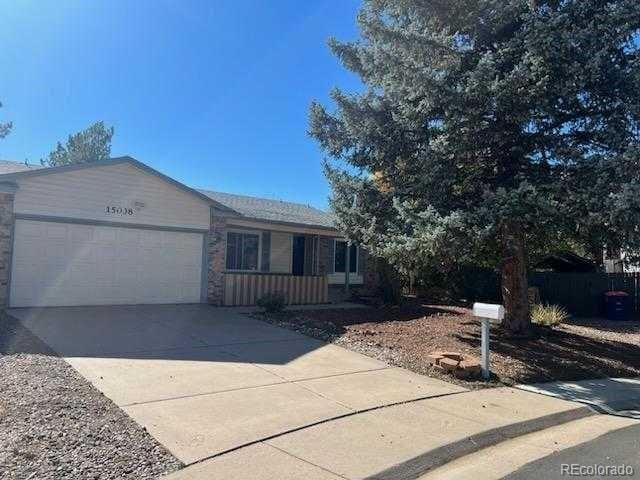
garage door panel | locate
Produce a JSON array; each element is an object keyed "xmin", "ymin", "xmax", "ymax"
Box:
[
  {"xmin": 181, "ymin": 284, "xmax": 201, "ymax": 300},
  {"xmin": 95, "ymin": 245, "xmax": 117, "ymax": 263},
  {"xmin": 10, "ymin": 220, "xmax": 204, "ymax": 307},
  {"xmin": 41, "ymin": 265, "xmax": 68, "ymax": 285},
  {"xmin": 95, "ymin": 227, "xmax": 117, "ymax": 242},
  {"xmin": 71, "ymin": 225, "xmax": 93, "ymax": 242},
  {"xmin": 20, "ymin": 239, "xmax": 46, "ymax": 258},
  {"xmin": 45, "ymin": 241, "xmax": 67, "ymax": 259},
  {"xmin": 16, "ymin": 221, "xmax": 44, "ymax": 238},
  {"xmin": 12, "ymin": 261, "xmax": 39, "ymax": 284},
  {"xmin": 141, "ymin": 230, "xmax": 162, "ymax": 246},
  {"xmin": 118, "ymin": 229, "xmax": 141, "ymax": 244},
  {"xmin": 182, "ymin": 265, "xmax": 201, "ymax": 283},
  {"xmin": 45, "ymin": 223, "xmax": 69, "ymax": 240}
]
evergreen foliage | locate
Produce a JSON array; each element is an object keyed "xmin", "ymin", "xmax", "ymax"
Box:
[
  {"xmin": 43, "ymin": 121, "xmax": 114, "ymax": 167},
  {"xmin": 310, "ymin": 0, "xmax": 640, "ymax": 332}
]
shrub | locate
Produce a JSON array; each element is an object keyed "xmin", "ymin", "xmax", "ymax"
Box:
[
  {"xmin": 256, "ymin": 292, "xmax": 286, "ymax": 313},
  {"xmin": 530, "ymin": 303, "xmax": 569, "ymax": 328}
]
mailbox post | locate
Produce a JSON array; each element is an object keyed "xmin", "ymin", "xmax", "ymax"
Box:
[{"xmin": 472, "ymin": 303, "xmax": 505, "ymax": 380}]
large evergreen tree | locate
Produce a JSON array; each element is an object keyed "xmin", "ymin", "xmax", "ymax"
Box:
[
  {"xmin": 310, "ymin": 0, "xmax": 640, "ymax": 334},
  {"xmin": 43, "ymin": 121, "xmax": 114, "ymax": 167}
]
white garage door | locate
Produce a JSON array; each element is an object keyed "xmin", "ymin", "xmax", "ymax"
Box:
[{"xmin": 10, "ymin": 220, "xmax": 204, "ymax": 307}]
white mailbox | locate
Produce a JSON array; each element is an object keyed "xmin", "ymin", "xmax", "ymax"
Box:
[
  {"xmin": 473, "ymin": 303, "xmax": 505, "ymax": 322},
  {"xmin": 472, "ymin": 303, "xmax": 505, "ymax": 380}
]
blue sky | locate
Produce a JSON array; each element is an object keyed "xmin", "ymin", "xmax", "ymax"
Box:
[{"xmin": 0, "ymin": 0, "xmax": 362, "ymax": 209}]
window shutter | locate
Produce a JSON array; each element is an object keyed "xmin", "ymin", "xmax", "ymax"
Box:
[
  {"xmin": 261, "ymin": 231, "xmax": 271, "ymax": 272},
  {"xmin": 328, "ymin": 238, "xmax": 335, "ymax": 274}
]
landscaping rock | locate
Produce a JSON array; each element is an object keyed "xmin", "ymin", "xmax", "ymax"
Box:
[
  {"xmin": 256, "ymin": 300, "xmax": 640, "ymax": 388},
  {"xmin": 426, "ymin": 352, "xmax": 444, "ymax": 365},
  {"xmin": 438, "ymin": 357, "xmax": 461, "ymax": 371},
  {"xmin": 428, "ymin": 350, "xmax": 481, "ymax": 378},
  {"xmin": 0, "ymin": 314, "xmax": 182, "ymax": 479},
  {"xmin": 441, "ymin": 352, "xmax": 464, "ymax": 361}
]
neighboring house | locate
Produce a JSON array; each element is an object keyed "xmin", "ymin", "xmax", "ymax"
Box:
[
  {"xmin": 605, "ymin": 252, "xmax": 640, "ymax": 273},
  {"xmin": 0, "ymin": 157, "xmax": 378, "ymax": 308},
  {"xmin": 534, "ymin": 251, "xmax": 597, "ymax": 273}
]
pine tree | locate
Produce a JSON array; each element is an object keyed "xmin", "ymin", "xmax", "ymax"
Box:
[
  {"xmin": 0, "ymin": 101, "xmax": 12, "ymax": 140},
  {"xmin": 310, "ymin": 0, "xmax": 640, "ymax": 334},
  {"xmin": 44, "ymin": 121, "xmax": 114, "ymax": 167}
]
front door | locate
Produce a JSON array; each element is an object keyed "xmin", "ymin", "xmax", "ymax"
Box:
[{"xmin": 292, "ymin": 235, "xmax": 305, "ymax": 276}]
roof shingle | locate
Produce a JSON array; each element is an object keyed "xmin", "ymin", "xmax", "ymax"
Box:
[
  {"xmin": 199, "ymin": 190, "xmax": 335, "ymax": 229},
  {"xmin": 0, "ymin": 160, "xmax": 41, "ymax": 175}
]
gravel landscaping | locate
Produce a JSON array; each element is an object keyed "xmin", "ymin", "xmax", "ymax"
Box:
[
  {"xmin": 256, "ymin": 300, "xmax": 640, "ymax": 388},
  {"xmin": 0, "ymin": 313, "xmax": 182, "ymax": 480}
]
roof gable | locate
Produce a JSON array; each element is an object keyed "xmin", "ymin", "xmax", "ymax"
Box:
[
  {"xmin": 0, "ymin": 157, "xmax": 337, "ymax": 231},
  {"xmin": 0, "ymin": 157, "xmax": 236, "ymax": 213}
]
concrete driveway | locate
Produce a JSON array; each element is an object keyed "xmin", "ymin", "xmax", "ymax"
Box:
[{"xmin": 9, "ymin": 304, "xmax": 466, "ymax": 465}]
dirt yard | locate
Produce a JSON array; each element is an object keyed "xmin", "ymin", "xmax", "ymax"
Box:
[{"xmin": 259, "ymin": 301, "xmax": 640, "ymax": 387}]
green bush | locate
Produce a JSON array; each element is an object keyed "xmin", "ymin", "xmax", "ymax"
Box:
[
  {"xmin": 530, "ymin": 303, "xmax": 569, "ymax": 328},
  {"xmin": 256, "ymin": 292, "xmax": 286, "ymax": 313}
]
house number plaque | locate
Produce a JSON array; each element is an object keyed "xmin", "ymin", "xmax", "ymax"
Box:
[{"xmin": 105, "ymin": 206, "xmax": 135, "ymax": 216}]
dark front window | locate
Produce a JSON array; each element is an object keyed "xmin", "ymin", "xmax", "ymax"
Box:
[
  {"xmin": 226, "ymin": 232, "xmax": 259, "ymax": 271},
  {"xmin": 334, "ymin": 241, "xmax": 357, "ymax": 273},
  {"xmin": 292, "ymin": 235, "xmax": 306, "ymax": 276}
]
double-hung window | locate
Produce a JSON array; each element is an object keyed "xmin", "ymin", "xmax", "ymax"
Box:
[
  {"xmin": 334, "ymin": 240, "xmax": 357, "ymax": 273},
  {"xmin": 226, "ymin": 232, "xmax": 260, "ymax": 271}
]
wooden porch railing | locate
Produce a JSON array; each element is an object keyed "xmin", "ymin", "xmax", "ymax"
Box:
[{"xmin": 222, "ymin": 273, "xmax": 329, "ymax": 306}]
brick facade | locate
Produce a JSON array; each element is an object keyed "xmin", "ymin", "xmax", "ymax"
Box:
[
  {"xmin": 206, "ymin": 226, "xmax": 381, "ymax": 306},
  {"xmin": 206, "ymin": 210, "xmax": 228, "ymax": 305},
  {"xmin": 0, "ymin": 191, "xmax": 15, "ymax": 307}
]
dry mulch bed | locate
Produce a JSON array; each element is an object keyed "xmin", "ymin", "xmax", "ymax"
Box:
[{"xmin": 258, "ymin": 301, "xmax": 640, "ymax": 388}]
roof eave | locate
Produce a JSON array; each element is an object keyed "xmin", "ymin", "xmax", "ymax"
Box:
[{"xmin": 217, "ymin": 211, "xmax": 338, "ymax": 234}]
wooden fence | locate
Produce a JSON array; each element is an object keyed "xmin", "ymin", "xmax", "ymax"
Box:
[
  {"xmin": 457, "ymin": 268, "xmax": 640, "ymax": 317},
  {"xmin": 222, "ymin": 273, "xmax": 329, "ymax": 307},
  {"xmin": 529, "ymin": 272, "xmax": 640, "ymax": 317}
]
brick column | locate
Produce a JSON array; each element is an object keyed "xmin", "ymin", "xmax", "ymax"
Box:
[
  {"xmin": 207, "ymin": 210, "xmax": 228, "ymax": 305},
  {"xmin": 0, "ymin": 186, "xmax": 16, "ymax": 307}
]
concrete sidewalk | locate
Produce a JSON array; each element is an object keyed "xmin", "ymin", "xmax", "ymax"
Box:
[
  {"xmin": 165, "ymin": 387, "xmax": 590, "ymax": 480},
  {"xmin": 517, "ymin": 377, "xmax": 640, "ymax": 418},
  {"xmin": 419, "ymin": 414, "xmax": 640, "ymax": 480}
]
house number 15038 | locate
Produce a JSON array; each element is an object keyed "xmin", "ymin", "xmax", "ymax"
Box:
[{"xmin": 105, "ymin": 206, "xmax": 134, "ymax": 216}]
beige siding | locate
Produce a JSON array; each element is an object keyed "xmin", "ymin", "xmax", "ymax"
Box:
[
  {"xmin": 269, "ymin": 231, "xmax": 292, "ymax": 273},
  {"xmin": 13, "ymin": 163, "xmax": 210, "ymax": 230}
]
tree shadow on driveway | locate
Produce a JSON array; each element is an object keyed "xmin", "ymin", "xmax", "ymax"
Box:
[{"xmin": 2, "ymin": 305, "xmax": 328, "ymax": 366}]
